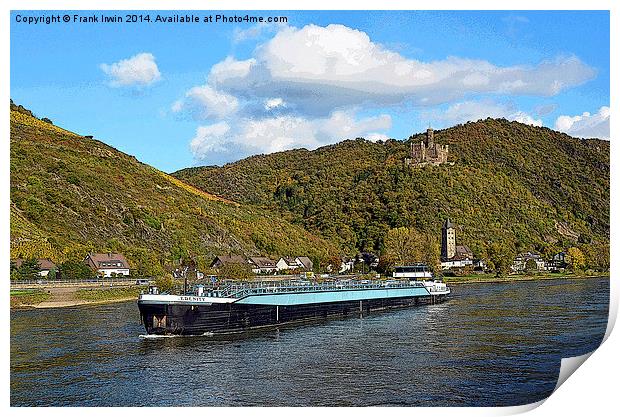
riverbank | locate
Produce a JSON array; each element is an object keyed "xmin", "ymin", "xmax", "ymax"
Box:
[
  {"xmin": 10, "ymin": 289, "xmax": 51, "ymax": 308},
  {"xmin": 443, "ymin": 272, "xmax": 609, "ymax": 285},
  {"xmin": 10, "ymin": 286, "xmax": 144, "ymax": 310}
]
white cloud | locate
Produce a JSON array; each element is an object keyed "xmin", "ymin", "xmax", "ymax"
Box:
[
  {"xmin": 232, "ymin": 22, "xmax": 287, "ymax": 43},
  {"xmin": 534, "ymin": 103, "xmax": 558, "ymax": 117},
  {"xmin": 189, "ymin": 111, "xmax": 392, "ymax": 162},
  {"xmin": 316, "ymin": 111, "xmax": 391, "ymax": 142},
  {"xmin": 100, "ymin": 52, "xmax": 161, "ymax": 87},
  {"xmin": 366, "ymin": 133, "xmax": 390, "ymax": 142},
  {"xmin": 189, "ymin": 122, "xmax": 231, "ymax": 159},
  {"xmin": 208, "ymin": 56, "xmax": 256, "ymax": 86},
  {"xmin": 206, "ymin": 24, "xmax": 595, "ymax": 115},
  {"xmin": 423, "ymin": 100, "xmax": 542, "ymax": 127},
  {"xmin": 172, "ymin": 84, "xmax": 239, "ymax": 119},
  {"xmin": 264, "ymin": 98, "xmax": 285, "ymax": 111},
  {"xmin": 502, "ymin": 15, "xmax": 530, "ymax": 37},
  {"xmin": 554, "ymin": 106, "xmax": 610, "ymax": 139},
  {"xmin": 512, "ymin": 111, "xmax": 543, "ymax": 127},
  {"xmin": 242, "ymin": 116, "xmax": 319, "ymax": 153}
]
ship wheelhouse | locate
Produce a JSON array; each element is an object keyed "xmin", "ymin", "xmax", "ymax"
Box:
[{"xmin": 392, "ymin": 264, "xmax": 433, "ymax": 280}]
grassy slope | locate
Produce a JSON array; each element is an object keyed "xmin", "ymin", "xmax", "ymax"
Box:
[
  {"xmin": 174, "ymin": 118, "xmax": 609, "ymax": 256},
  {"xmin": 10, "ymin": 110, "xmax": 337, "ymax": 270},
  {"xmin": 10, "ymin": 290, "xmax": 51, "ymax": 308}
]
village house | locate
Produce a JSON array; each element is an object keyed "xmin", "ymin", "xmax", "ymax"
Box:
[
  {"xmin": 248, "ymin": 257, "xmax": 278, "ymax": 274},
  {"xmin": 295, "ymin": 256, "xmax": 314, "ymax": 271},
  {"xmin": 511, "ymin": 252, "xmax": 545, "ymax": 273},
  {"xmin": 441, "ymin": 245, "xmax": 475, "ymax": 269},
  {"xmin": 84, "ymin": 253, "xmax": 130, "ymax": 277},
  {"xmin": 210, "ymin": 255, "xmax": 248, "ymax": 269},
  {"xmin": 441, "ymin": 256, "xmax": 473, "ymax": 270},
  {"xmin": 473, "ymin": 258, "xmax": 488, "ymax": 272},
  {"xmin": 338, "ymin": 257, "xmax": 355, "ymax": 274},
  {"xmin": 276, "ymin": 256, "xmax": 314, "ymax": 272},
  {"xmin": 545, "ymin": 252, "xmax": 568, "ymax": 272},
  {"xmin": 276, "ymin": 257, "xmax": 299, "ymax": 272},
  {"xmin": 13, "ymin": 258, "xmax": 57, "ymax": 277}
]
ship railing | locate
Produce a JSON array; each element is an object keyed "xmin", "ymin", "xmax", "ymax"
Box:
[{"xmin": 213, "ymin": 279, "xmax": 427, "ymax": 299}]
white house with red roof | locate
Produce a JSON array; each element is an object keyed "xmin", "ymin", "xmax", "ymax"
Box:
[{"xmin": 84, "ymin": 253, "xmax": 130, "ymax": 277}]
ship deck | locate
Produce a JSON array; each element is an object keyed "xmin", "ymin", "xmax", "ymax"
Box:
[
  {"xmin": 204, "ymin": 279, "xmax": 431, "ymax": 299},
  {"xmin": 205, "ymin": 280, "xmax": 424, "ymax": 298}
]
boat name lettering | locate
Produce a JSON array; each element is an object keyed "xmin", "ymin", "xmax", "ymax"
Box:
[{"xmin": 179, "ymin": 296, "xmax": 207, "ymax": 301}]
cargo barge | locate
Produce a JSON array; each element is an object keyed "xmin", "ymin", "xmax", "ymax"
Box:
[{"xmin": 138, "ymin": 265, "xmax": 450, "ymax": 335}]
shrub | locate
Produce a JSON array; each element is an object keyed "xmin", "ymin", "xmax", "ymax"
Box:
[
  {"xmin": 60, "ymin": 260, "xmax": 93, "ymax": 280},
  {"xmin": 219, "ymin": 263, "xmax": 254, "ymax": 281},
  {"xmin": 154, "ymin": 274, "xmax": 176, "ymax": 293},
  {"xmin": 14, "ymin": 258, "xmax": 40, "ymax": 280}
]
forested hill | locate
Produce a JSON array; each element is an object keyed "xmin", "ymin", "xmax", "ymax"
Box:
[
  {"xmin": 10, "ymin": 106, "xmax": 337, "ymax": 275},
  {"xmin": 174, "ymin": 118, "xmax": 609, "ymax": 259}
]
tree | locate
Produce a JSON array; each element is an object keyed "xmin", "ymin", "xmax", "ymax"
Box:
[
  {"xmin": 383, "ymin": 227, "xmax": 439, "ymax": 269},
  {"xmin": 47, "ymin": 268, "xmax": 57, "ymax": 280},
  {"xmin": 16, "ymin": 258, "xmax": 40, "ymax": 280},
  {"xmin": 524, "ymin": 259, "xmax": 538, "ymax": 273},
  {"xmin": 383, "ymin": 227, "xmax": 440, "ymax": 273},
  {"xmin": 376, "ymin": 255, "xmax": 395, "ymax": 275},
  {"xmin": 219, "ymin": 263, "xmax": 254, "ymax": 281},
  {"xmin": 383, "ymin": 227, "xmax": 417, "ymax": 265},
  {"xmin": 324, "ymin": 256, "xmax": 342, "ymax": 273},
  {"xmin": 420, "ymin": 233, "xmax": 441, "ymax": 273},
  {"xmin": 60, "ymin": 260, "xmax": 93, "ymax": 280},
  {"xmin": 169, "ymin": 245, "xmax": 189, "ymax": 266},
  {"xmin": 579, "ymin": 243, "xmax": 609, "ymax": 271},
  {"xmin": 127, "ymin": 247, "xmax": 165, "ymax": 278},
  {"xmin": 154, "ymin": 274, "xmax": 176, "ymax": 293},
  {"xmin": 10, "ymin": 260, "xmax": 19, "ymax": 280},
  {"xmin": 541, "ymin": 244, "xmax": 560, "ymax": 260},
  {"xmin": 566, "ymin": 247, "xmax": 586, "ymax": 272},
  {"xmin": 487, "ymin": 241, "xmax": 515, "ymax": 277}
]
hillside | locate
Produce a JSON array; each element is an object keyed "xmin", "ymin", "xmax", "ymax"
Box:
[
  {"xmin": 10, "ymin": 107, "xmax": 338, "ymax": 275},
  {"xmin": 174, "ymin": 118, "xmax": 609, "ymax": 262}
]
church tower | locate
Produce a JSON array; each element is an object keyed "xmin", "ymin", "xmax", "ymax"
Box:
[{"xmin": 441, "ymin": 218, "xmax": 456, "ymax": 260}]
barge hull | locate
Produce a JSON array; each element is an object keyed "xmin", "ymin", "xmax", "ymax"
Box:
[{"xmin": 138, "ymin": 295, "xmax": 448, "ymax": 335}]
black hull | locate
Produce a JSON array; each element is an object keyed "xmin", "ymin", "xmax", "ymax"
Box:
[{"xmin": 138, "ymin": 295, "xmax": 448, "ymax": 336}]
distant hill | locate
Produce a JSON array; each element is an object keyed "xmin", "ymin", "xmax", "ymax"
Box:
[
  {"xmin": 10, "ymin": 106, "xmax": 337, "ymax": 275},
  {"xmin": 174, "ymin": 118, "xmax": 609, "ymax": 261}
]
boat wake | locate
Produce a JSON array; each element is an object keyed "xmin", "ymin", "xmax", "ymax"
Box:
[{"xmin": 138, "ymin": 332, "xmax": 214, "ymax": 339}]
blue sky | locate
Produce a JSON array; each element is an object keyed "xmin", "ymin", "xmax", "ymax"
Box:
[{"xmin": 11, "ymin": 10, "xmax": 610, "ymax": 172}]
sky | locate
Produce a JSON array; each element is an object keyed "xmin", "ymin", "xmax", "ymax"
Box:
[{"xmin": 10, "ymin": 10, "xmax": 610, "ymax": 172}]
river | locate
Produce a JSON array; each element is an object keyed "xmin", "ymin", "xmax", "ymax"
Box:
[{"xmin": 10, "ymin": 277, "xmax": 609, "ymax": 406}]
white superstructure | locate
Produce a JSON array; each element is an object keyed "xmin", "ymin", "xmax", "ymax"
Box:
[{"xmin": 392, "ymin": 264, "xmax": 433, "ymax": 279}]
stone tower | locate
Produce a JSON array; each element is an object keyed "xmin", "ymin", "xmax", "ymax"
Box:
[
  {"xmin": 441, "ymin": 218, "xmax": 456, "ymax": 260},
  {"xmin": 426, "ymin": 127, "xmax": 434, "ymax": 148}
]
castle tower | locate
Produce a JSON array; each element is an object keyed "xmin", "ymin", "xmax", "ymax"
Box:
[
  {"xmin": 426, "ymin": 127, "xmax": 434, "ymax": 148},
  {"xmin": 441, "ymin": 218, "xmax": 456, "ymax": 260}
]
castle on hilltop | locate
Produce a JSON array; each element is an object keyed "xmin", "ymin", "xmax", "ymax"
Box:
[{"xmin": 405, "ymin": 128, "xmax": 450, "ymax": 167}]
